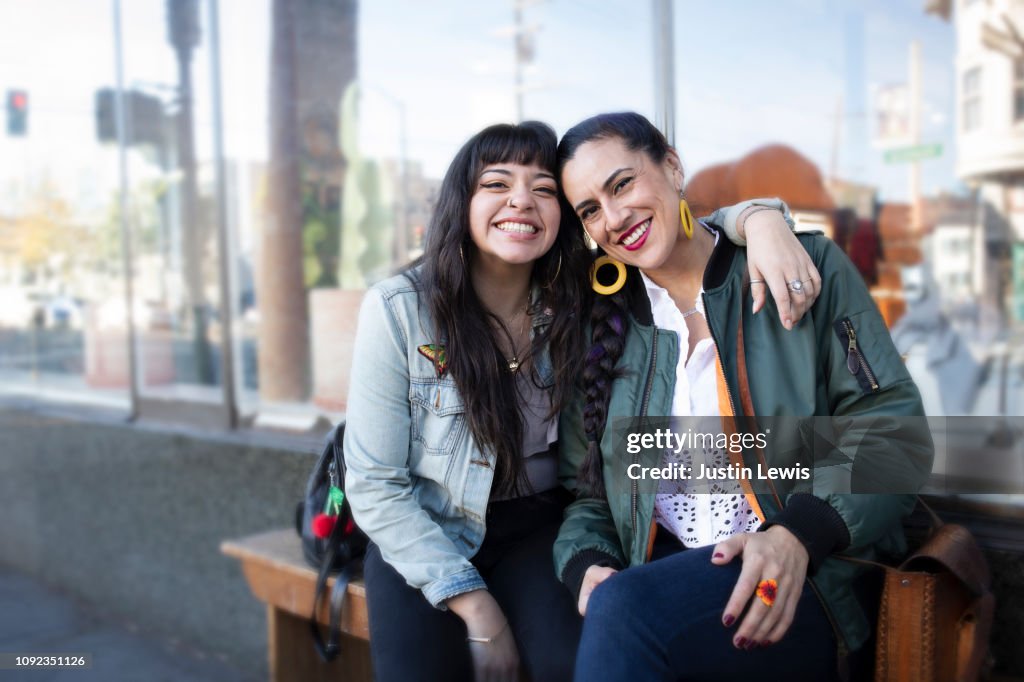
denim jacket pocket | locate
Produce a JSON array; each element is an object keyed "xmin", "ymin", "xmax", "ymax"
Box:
[{"xmin": 410, "ymin": 379, "xmax": 466, "ymax": 456}]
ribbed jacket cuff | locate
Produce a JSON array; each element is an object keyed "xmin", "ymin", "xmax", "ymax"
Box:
[
  {"xmin": 560, "ymin": 549, "xmax": 624, "ymax": 602},
  {"xmin": 760, "ymin": 494, "xmax": 850, "ymax": 575}
]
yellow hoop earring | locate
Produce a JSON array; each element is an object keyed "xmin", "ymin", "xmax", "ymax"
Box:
[
  {"xmin": 680, "ymin": 198, "xmax": 694, "ymax": 240},
  {"xmin": 591, "ymin": 255, "xmax": 627, "ymax": 296}
]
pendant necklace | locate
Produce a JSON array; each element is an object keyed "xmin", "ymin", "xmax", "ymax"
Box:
[{"xmin": 498, "ymin": 305, "xmax": 529, "ymax": 374}]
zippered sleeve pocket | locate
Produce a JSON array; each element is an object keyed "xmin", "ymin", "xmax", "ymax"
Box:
[{"xmin": 833, "ymin": 316, "xmax": 883, "ymax": 394}]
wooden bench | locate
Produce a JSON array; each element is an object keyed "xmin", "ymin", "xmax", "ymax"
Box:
[{"xmin": 221, "ymin": 529, "xmax": 372, "ymax": 682}]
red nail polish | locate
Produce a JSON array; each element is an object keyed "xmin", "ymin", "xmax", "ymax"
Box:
[
  {"xmin": 722, "ymin": 614, "xmax": 735, "ymax": 627},
  {"xmin": 735, "ymin": 637, "xmax": 747, "ymax": 648},
  {"xmin": 761, "ymin": 640, "xmax": 772, "ymax": 648},
  {"xmin": 713, "ymin": 552, "xmax": 724, "ymax": 559},
  {"xmin": 745, "ymin": 640, "xmax": 757, "ymax": 650}
]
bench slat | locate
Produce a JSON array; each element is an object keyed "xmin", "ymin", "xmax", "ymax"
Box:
[{"xmin": 221, "ymin": 529, "xmax": 368, "ymax": 640}]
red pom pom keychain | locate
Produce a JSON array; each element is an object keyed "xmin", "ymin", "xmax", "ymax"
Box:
[{"xmin": 312, "ymin": 512, "xmax": 337, "ymax": 539}]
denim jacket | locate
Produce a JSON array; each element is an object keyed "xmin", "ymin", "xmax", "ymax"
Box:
[{"xmin": 343, "ymin": 269, "xmax": 555, "ymax": 608}]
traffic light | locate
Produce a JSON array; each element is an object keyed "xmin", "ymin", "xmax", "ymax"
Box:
[
  {"xmin": 6, "ymin": 89, "xmax": 28, "ymax": 136},
  {"xmin": 95, "ymin": 88, "xmax": 165, "ymax": 146}
]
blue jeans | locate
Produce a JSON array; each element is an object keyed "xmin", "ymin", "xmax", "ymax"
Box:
[{"xmin": 574, "ymin": 541, "xmax": 839, "ymax": 682}]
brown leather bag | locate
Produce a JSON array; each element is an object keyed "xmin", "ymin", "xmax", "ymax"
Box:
[{"xmin": 873, "ymin": 508, "xmax": 995, "ymax": 682}]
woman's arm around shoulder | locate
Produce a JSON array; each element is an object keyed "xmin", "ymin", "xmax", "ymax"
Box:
[{"xmin": 706, "ymin": 198, "xmax": 821, "ymax": 328}]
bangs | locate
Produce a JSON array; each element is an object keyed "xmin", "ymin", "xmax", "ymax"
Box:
[{"xmin": 472, "ymin": 121, "xmax": 558, "ymax": 177}]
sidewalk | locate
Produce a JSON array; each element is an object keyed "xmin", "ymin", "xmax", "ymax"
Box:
[{"xmin": 0, "ymin": 566, "xmax": 257, "ymax": 681}]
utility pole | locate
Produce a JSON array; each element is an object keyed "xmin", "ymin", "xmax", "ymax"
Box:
[
  {"xmin": 167, "ymin": 0, "xmax": 214, "ymax": 384},
  {"xmin": 113, "ymin": 0, "xmax": 140, "ymax": 418},
  {"xmin": 511, "ymin": 0, "xmax": 539, "ymax": 122},
  {"xmin": 652, "ymin": 0, "xmax": 676, "ymax": 146},
  {"xmin": 909, "ymin": 40, "xmax": 922, "ymax": 234},
  {"xmin": 206, "ymin": 0, "xmax": 238, "ymax": 427},
  {"xmin": 514, "ymin": 1, "xmax": 524, "ymax": 122}
]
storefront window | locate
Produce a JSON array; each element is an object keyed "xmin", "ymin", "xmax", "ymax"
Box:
[
  {"xmin": 0, "ymin": 0, "xmax": 127, "ymax": 408},
  {"xmin": 115, "ymin": 0, "xmax": 227, "ymax": 413},
  {"xmin": 1, "ymin": 2, "xmax": 1021, "ymax": 497}
]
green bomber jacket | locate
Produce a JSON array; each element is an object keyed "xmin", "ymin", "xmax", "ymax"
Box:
[{"xmin": 553, "ymin": 232, "xmax": 934, "ymax": 656}]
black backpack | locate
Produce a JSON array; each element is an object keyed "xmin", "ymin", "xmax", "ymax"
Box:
[{"xmin": 295, "ymin": 423, "xmax": 369, "ymax": 661}]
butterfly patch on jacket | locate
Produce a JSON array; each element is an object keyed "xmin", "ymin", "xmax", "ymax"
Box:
[{"xmin": 418, "ymin": 344, "xmax": 448, "ymax": 378}]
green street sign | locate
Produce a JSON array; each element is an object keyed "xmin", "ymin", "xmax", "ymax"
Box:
[{"xmin": 884, "ymin": 143, "xmax": 943, "ymax": 164}]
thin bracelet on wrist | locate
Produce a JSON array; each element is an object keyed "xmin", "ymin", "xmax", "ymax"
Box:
[
  {"xmin": 739, "ymin": 205, "xmax": 780, "ymax": 235},
  {"xmin": 466, "ymin": 620, "xmax": 509, "ymax": 644}
]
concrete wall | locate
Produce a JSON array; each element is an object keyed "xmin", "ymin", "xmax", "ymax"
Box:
[{"xmin": 0, "ymin": 401, "xmax": 324, "ymax": 679}]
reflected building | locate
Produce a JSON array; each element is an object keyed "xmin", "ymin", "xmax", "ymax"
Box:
[{"xmin": 928, "ymin": 0, "xmax": 1024, "ymax": 325}]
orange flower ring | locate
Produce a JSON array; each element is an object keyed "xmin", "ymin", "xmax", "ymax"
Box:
[{"xmin": 756, "ymin": 579, "xmax": 778, "ymax": 607}]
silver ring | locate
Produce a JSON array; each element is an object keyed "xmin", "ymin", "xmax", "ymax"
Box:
[
  {"xmin": 788, "ymin": 279, "xmax": 804, "ymax": 293},
  {"xmin": 749, "ymin": 279, "xmax": 766, "ymax": 285}
]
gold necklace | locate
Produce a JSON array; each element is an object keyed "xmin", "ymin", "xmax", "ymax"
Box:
[{"xmin": 496, "ymin": 305, "xmax": 529, "ymax": 373}]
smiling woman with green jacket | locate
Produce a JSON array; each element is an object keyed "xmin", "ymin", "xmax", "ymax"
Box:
[{"xmin": 552, "ymin": 112, "xmax": 933, "ymax": 682}]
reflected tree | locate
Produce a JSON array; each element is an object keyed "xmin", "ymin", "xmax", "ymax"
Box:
[{"xmin": 261, "ymin": 0, "xmax": 357, "ymax": 402}]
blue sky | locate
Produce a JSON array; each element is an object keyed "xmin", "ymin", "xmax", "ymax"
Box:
[
  {"xmin": 0, "ymin": 0, "xmax": 963, "ymax": 212},
  {"xmin": 357, "ymin": 0, "xmax": 960, "ymax": 199}
]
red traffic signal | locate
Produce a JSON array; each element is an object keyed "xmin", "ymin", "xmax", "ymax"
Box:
[{"xmin": 6, "ymin": 89, "xmax": 28, "ymax": 136}]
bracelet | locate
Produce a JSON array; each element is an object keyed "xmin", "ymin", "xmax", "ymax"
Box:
[
  {"xmin": 739, "ymin": 205, "xmax": 780, "ymax": 235},
  {"xmin": 466, "ymin": 620, "xmax": 509, "ymax": 644}
]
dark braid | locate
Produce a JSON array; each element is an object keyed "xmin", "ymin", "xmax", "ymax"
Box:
[
  {"xmin": 557, "ymin": 112, "xmax": 674, "ymax": 498},
  {"xmin": 578, "ymin": 287, "xmax": 630, "ymax": 498}
]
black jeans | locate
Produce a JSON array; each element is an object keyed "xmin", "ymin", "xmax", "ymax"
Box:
[{"xmin": 363, "ymin": 488, "xmax": 581, "ymax": 682}]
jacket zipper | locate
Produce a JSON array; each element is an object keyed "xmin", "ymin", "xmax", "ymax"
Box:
[
  {"xmin": 839, "ymin": 318, "xmax": 879, "ymax": 392},
  {"xmin": 632, "ymin": 324, "xmax": 658, "ymax": 537},
  {"xmin": 702, "ymin": 293, "xmax": 738, "ymax": 417},
  {"xmin": 707, "ymin": 292, "xmax": 850, "ymax": 662}
]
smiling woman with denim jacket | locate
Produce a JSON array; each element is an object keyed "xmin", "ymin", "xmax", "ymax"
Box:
[{"xmin": 342, "ymin": 120, "xmax": 819, "ymax": 682}]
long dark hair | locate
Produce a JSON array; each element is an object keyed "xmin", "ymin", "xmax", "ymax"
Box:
[
  {"xmin": 557, "ymin": 112, "xmax": 672, "ymax": 497},
  {"xmin": 416, "ymin": 121, "xmax": 591, "ymax": 497}
]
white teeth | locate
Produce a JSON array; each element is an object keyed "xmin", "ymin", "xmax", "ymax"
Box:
[
  {"xmin": 622, "ymin": 219, "xmax": 651, "ymax": 246},
  {"xmin": 495, "ymin": 221, "xmax": 538, "ymax": 234}
]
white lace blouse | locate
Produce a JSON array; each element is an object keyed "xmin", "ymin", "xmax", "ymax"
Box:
[{"xmin": 640, "ymin": 241, "xmax": 761, "ymax": 547}]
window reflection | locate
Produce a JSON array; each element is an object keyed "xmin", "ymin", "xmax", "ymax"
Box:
[{"xmin": 0, "ymin": 2, "xmax": 1020, "ymax": 453}]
